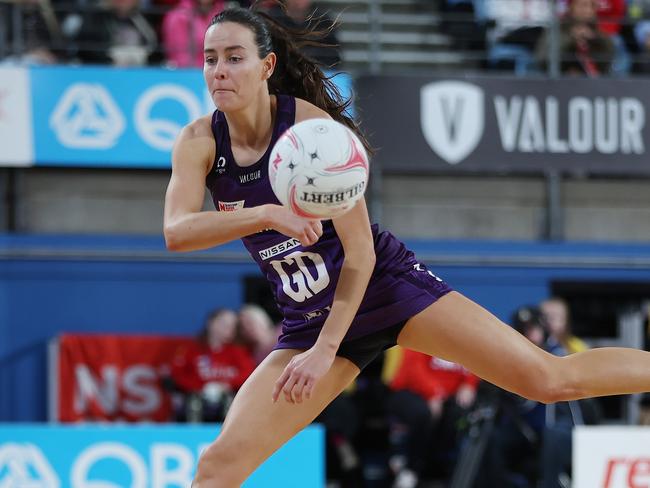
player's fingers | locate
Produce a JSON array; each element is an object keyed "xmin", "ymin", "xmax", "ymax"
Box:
[
  {"xmin": 291, "ymin": 376, "xmax": 309, "ymax": 404},
  {"xmin": 283, "ymin": 372, "xmax": 300, "ymax": 404},
  {"xmin": 301, "ymin": 229, "xmax": 317, "ymax": 247},
  {"xmin": 312, "ymin": 220, "xmax": 323, "ymax": 237},
  {"xmin": 304, "ymin": 377, "xmax": 316, "ymax": 401},
  {"xmin": 272, "ymin": 367, "xmax": 292, "ymax": 403},
  {"xmin": 307, "ymin": 228, "xmax": 319, "ymax": 245},
  {"xmin": 299, "ymin": 235, "xmax": 312, "ymax": 247}
]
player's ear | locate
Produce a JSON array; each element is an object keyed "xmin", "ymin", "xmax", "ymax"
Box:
[{"xmin": 262, "ymin": 52, "xmax": 276, "ymax": 80}]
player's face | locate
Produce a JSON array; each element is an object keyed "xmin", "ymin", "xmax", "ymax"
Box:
[{"xmin": 203, "ymin": 22, "xmax": 274, "ymax": 112}]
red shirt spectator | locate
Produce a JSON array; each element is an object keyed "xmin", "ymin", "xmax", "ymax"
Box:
[
  {"xmin": 170, "ymin": 308, "xmax": 255, "ymax": 394},
  {"xmin": 391, "ymin": 351, "xmax": 479, "ymax": 402},
  {"xmin": 171, "ymin": 342, "xmax": 255, "ymax": 392},
  {"xmin": 595, "ymin": 0, "xmax": 625, "ymax": 35}
]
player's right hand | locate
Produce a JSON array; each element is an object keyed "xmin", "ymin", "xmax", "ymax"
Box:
[{"xmin": 264, "ymin": 204, "xmax": 323, "ymax": 247}]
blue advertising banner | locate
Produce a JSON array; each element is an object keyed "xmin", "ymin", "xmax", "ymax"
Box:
[
  {"xmin": 0, "ymin": 424, "xmax": 324, "ymax": 487},
  {"xmin": 28, "ymin": 66, "xmax": 354, "ymax": 169},
  {"xmin": 31, "ymin": 66, "xmax": 209, "ymax": 168}
]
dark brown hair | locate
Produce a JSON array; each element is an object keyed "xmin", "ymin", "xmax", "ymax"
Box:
[{"xmin": 209, "ymin": 5, "xmax": 373, "ymax": 154}]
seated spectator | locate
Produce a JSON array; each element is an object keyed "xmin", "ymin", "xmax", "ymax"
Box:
[
  {"xmin": 483, "ymin": 0, "xmax": 553, "ymax": 73},
  {"xmin": 73, "ymin": 0, "xmax": 158, "ymax": 65},
  {"xmin": 536, "ymin": 0, "xmax": 614, "ymax": 75},
  {"xmin": 540, "ymin": 297, "xmax": 589, "ymax": 354},
  {"xmin": 265, "ymin": 0, "xmax": 341, "ymax": 67},
  {"xmin": 162, "ymin": 0, "xmax": 225, "ymax": 67},
  {"xmin": 168, "ymin": 308, "xmax": 255, "ymax": 422},
  {"xmin": 388, "ymin": 349, "xmax": 479, "ymax": 487},
  {"xmin": 631, "ymin": 21, "xmax": 650, "ymax": 73},
  {"xmin": 0, "ymin": 0, "xmax": 65, "ymax": 64},
  {"xmin": 237, "ymin": 303, "xmax": 280, "ymax": 365},
  {"xmin": 440, "ymin": 0, "xmax": 488, "ymax": 52}
]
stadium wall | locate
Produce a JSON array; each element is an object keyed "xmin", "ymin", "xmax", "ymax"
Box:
[{"xmin": 3, "ymin": 235, "xmax": 650, "ymax": 421}]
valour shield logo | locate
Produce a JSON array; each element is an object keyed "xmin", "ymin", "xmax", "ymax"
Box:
[{"xmin": 420, "ymin": 81, "xmax": 484, "ymax": 165}]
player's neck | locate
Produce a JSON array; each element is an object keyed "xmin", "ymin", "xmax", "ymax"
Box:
[{"xmin": 226, "ymin": 91, "xmax": 275, "ymax": 150}]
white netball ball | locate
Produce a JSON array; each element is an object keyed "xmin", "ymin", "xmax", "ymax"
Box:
[{"xmin": 269, "ymin": 118, "xmax": 369, "ymax": 219}]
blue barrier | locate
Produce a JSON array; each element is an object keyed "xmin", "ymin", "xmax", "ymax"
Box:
[{"xmin": 0, "ymin": 424, "xmax": 324, "ymax": 487}]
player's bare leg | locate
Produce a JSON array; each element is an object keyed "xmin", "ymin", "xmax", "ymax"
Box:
[
  {"xmin": 398, "ymin": 291, "xmax": 650, "ymax": 403},
  {"xmin": 192, "ymin": 349, "xmax": 359, "ymax": 488}
]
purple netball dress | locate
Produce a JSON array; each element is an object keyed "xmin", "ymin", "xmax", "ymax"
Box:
[{"xmin": 206, "ymin": 95, "xmax": 452, "ymax": 363}]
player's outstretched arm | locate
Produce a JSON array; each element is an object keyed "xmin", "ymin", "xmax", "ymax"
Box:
[{"xmin": 164, "ymin": 122, "xmax": 320, "ymax": 251}]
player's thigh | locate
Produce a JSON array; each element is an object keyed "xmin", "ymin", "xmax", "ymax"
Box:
[
  {"xmin": 215, "ymin": 349, "xmax": 360, "ymax": 471},
  {"xmin": 397, "ymin": 291, "xmax": 560, "ymax": 399}
]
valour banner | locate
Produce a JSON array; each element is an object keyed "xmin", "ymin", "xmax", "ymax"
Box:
[{"xmin": 355, "ymin": 76, "xmax": 649, "ymax": 174}]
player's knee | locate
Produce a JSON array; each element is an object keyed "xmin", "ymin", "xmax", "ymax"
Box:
[
  {"xmin": 517, "ymin": 357, "xmax": 577, "ymax": 404},
  {"xmin": 195, "ymin": 437, "xmax": 249, "ymax": 486}
]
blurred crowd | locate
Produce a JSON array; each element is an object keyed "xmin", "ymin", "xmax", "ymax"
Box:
[
  {"xmin": 163, "ymin": 296, "xmax": 601, "ymax": 488},
  {"xmin": 441, "ymin": 0, "xmax": 650, "ymax": 75},
  {"xmin": 2, "ymin": 0, "xmax": 650, "ymax": 75},
  {"xmin": 0, "ymin": 0, "xmax": 341, "ymax": 67}
]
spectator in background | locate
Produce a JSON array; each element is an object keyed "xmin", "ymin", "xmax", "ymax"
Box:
[
  {"xmin": 483, "ymin": 0, "xmax": 552, "ymax": 73},
  {"xmin": 238, "ymin": 303, "xmax": 280, "ymax": 365},
  {"xmin": 540, "ymin": 297, "xmax": 589, "ymax": 354},
  {"xmin": 73, "ymin": 0, "xmax": 158, "ymax": 65},
  {"xmin": 162, "ymin": 0, "xmax": 225, "ymax": 67},
  {"xmin": 169, "ymin": 308, "xmax": 255, "ymax": 422},
  {"xmin": 631, "ymin": 21, "xmax": 650, "ymax": 73},
  {"xmin": 265, "ymin": 0, "xmax": 341, "ymax": 66},
  {"xmin": 536, "ymin": 0, "xmax": 614, "ymax": 75},
  {"xmin": 388, "ymin": 350, "xmax": 479, "ymax": 488},
  {"xmin": 0, "ymin": 0, "xmax": 65, "ymax": 64}
]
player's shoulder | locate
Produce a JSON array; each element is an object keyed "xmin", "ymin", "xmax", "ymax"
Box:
[
  {"xmin": 294, "ymin": 97, "xmax": 333, "ymax": 123},
  {"xmin": 178, "ymin": 113, "xmax": 214, "ymax": 143}
]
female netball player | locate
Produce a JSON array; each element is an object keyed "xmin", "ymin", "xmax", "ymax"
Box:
[{"xmin": 163, "ymin": 6, "xmax": 650, "ymax": 487}]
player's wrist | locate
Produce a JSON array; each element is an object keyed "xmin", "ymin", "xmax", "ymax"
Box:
[
  {"xmin": 257, "ymin": 205, "xmax": 277, "ymax": 230},
  {"xmin": 314, "ymin": 337, "xmax": 339, "ymax": 356}
]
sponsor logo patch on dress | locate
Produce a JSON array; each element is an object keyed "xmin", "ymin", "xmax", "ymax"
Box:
[
  {"xmin": 259, "ymin": 237, "xmax": 301, "ymax": 260},
  {"xmin": 218, "ymin": 200, "xmax": 245, "ymax": 212},
  {"xmin": 304, "ymin": 306, "xmax": 331, "ymax": 321}
]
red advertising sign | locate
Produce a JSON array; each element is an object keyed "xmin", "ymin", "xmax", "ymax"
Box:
[{"xmin": 57, "ymin": 334, "xmax": 194, "ymax": 422}]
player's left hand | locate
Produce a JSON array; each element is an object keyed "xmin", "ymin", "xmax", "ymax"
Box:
[{"xmin": 272, "ymin": 344, "xmax": 336, "ymax": 404}]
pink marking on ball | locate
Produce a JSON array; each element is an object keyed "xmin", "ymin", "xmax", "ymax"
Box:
[
  {"xmin": 327, "ymin": 135, "xmax": 369, "ymax": 173},
  {"xmin": 289, "ymin": 184, "xmax": 321, "ymax": 219}
]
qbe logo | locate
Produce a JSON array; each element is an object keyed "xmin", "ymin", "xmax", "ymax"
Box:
[
  {"xmin": 0, "ymin": 443, "xmax": 60, "ymax": 487},
  {"xmin": 420, "ymin": 81, "xmax": 485, "ymax": 165},
  {"xmin": 0, "ymin": 441, "xmax": 208, "ymax": 488},
  {"xmin": 50, "ymin": 82, "xmax": 210, "ymax": 153},
  {"xmin": 50, "ymin": 83, "xmax": 125, "ymax": 149}
]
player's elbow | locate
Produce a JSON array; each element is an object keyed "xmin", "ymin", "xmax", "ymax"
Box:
[{"xmin": 164, "ymin": 223, "xmax": 185, "ymax": 252}]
